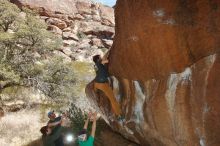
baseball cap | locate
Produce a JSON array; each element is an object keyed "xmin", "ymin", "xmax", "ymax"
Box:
[{"xmin": 48, "ymin": 110, "xmax": 54, "ymax": 117}]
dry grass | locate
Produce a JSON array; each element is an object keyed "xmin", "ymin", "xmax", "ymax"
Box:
[
  {"xmin": 0, "ymin": 108, "xmax": 46, "ymax": 146},
  {"xmin": 24, "ymin": 139, "xmax": 43, "ymax": 146}
]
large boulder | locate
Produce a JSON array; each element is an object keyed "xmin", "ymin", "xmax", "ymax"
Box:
[{"xmin": 86, "ymin": 0, "xmax": 220, "ymax": 146}]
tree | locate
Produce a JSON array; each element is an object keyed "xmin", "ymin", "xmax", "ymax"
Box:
[
  {"xmin": 0, "ymin": 1, "xmax": 75, "ymax": 100},
  {"xmin": 0, "ymin": 63, "xmax": 20, "ymax": 90},
  {"xmin": 24, "ymin": 57, "xmax": 76, "ymax": 99},
  {"xmin": 0, "ymin": 0, "xmax": 20, "ymax": 32},
  {"xmin": 16, "ymin": 8, "xmax": 61, "ymax": 52}
]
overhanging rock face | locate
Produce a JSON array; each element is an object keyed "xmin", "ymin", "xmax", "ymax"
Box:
[{"xmin": 86, "ymin": 0, "xmax": 220, "ymax": 146}]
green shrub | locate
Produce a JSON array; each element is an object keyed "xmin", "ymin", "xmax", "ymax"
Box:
[{"xmin": 68, "ymin": 103, "xmax": 106, "ymax": 145}]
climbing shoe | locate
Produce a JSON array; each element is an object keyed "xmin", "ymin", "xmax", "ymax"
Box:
[{"xmin": 117, "ymin": 115, "xmax": 126, "ymax": 125}]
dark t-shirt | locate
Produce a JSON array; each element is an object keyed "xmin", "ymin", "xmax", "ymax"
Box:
[
  {"xmin": 42, "ymin": 126, "xmax": 63, "ymax": 146},
  {"xmin": 94, "ymin": 62, "xmax": 109, "ymax": 83},
  {"xmin": 47, "ymin": 117, "xmax": 64, "ymax": 146}
]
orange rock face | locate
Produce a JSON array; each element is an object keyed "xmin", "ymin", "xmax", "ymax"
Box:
[
  {"xmin": 86, "ymin": 0, "xmax": 220, "ymax": 146},
  {"xmin": 109, "ymin": 0, "xmax": 220, "ymax": 80}
]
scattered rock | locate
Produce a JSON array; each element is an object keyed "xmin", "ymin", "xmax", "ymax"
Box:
[
  {"xmin": 74, "ymin": 14, "xmax": 85, "ymax": 20},
  {"xmin": 82, "ymin": 14, "xmax": 93, "ymax": 20},
  {"xmin": 40, "ymin": 16, "xmax": 49, "ymax": 20},
  {"xmin": 62, "ymin": 32, "xmax": 79, "ymax": 41},
  {"xmin": 47, "ymin": 25, "xmax": 62, "ymax": 35},
  {"xmin": 92, "ymin": 15, "xmax": 102, "ymax": 22},
  {"xmin": 102, "ymin": 39, "xmax": 113, "ymax": 48},
  {"xmin": 46, "ymin": 18, "xmax": 67, "ymax": 30},
  {"xmin": 63, "ymin": 40, "xmax": 78, "ymax": 47},
  {"xmin": 63, "ymin": 27, "xmax": 72, "ymax": 32},
  {"xmin": 62, "ymin": 47, "xmax": 73, "ymax": 56},
  {"xmin": 77, "ymin": 41, "xmax": 91, "ymax": 49},
  {"xmin": 19, "ymin": 11, "xmax": 26, "ymax": 19},
  {"xmin": 91, "ymin": 38, "xmax": 104, "ymax": 48},
  {"xmin": 101, "ymin": 19, "xmax": 114, "ymax": 27}
]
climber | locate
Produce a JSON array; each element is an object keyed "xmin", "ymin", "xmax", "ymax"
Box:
[
  {"xmin": 78, "ymin": 112, "xmax": 97, "ymax": 146},
  {"xmin": 92, "ymin": 54, "xmax": 124, "ymax": 121},
  {"xmin": 47, "ymin": 111, "xmax": 64, "ymax": 146}
]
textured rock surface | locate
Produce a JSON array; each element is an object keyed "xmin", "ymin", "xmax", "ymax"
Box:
[
  {"xmin": 86, "ymin": 0, "xmax": 220, "ymax": 146},
  {"xmin": 11, "ymin": 0, "xmax": 85, "ymax": 14},
  {"xmin": 109, "ymin": 0, "xmax": 220, "ymax": 80}
]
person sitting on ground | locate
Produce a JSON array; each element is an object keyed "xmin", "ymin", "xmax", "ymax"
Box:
[
  {"xmin": 78, "ymin": 112, "xmax": 97, "ymax": 146},
  {"xmin": 92, "ymin": 54, "xmax": 124, "ymax": 121},
  {"xmin": 47, "ymin": 111, "xmax": 65, "ymax": 146},
  {"xmin": 40, "ymin": 124, "xmax": 64, "ymax": 146}
]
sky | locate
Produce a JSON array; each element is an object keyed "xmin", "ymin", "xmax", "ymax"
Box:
[{"xmin": 95, "ymin": 0, "xmax": 116, "ymax": 7}]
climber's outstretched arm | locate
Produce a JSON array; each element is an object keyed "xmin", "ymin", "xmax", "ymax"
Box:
[
  {"xmin": 91, "ymin": 113, "xmax": 97, "ymax": 138},
  {"xmin": 48, "ymin": 120, "xmax": 61, "ymax": 128},
  {"xmin": 83, "ymin": 112, "xmax": 92, "ymax": 130}
]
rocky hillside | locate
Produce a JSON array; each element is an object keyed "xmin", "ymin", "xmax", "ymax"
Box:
[
  {"xmin": 86, "ymin": 0, "xmax": 220, "ymax": 146},
  {"xmin": 11, "ymin": 0, "xmax": 115, "ymax": 62},
  {"xmin": 2, "ymin": 0, "xmax": 115, "ymax": 114},
  {"xmin": 0, "ymin": 0, "xmax": 115, "ymax": 123}
]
